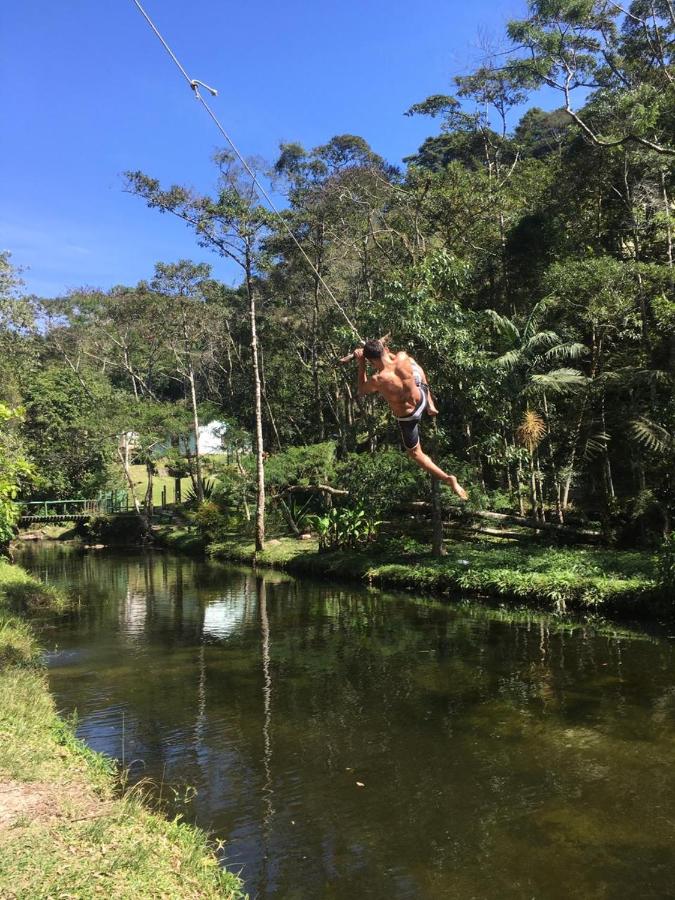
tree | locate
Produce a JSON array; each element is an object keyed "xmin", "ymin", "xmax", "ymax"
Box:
[
  {"xmin": 0, "ymin": 404, "xmax": 33, "ymax": 557},
  {"xmin": 22, "ymin": 364, "xmax": 119, "ymax": 499},
  {"xmin": 149, "ymin": 260, "xmax": 215, "ymax": 503},
  {"xmin": 504, "ymin": 0, "xmax": 675, "ymax": 157},
  {"xmin": 126, "ymin": 152, "xmax": 275, "ymax": 550},
  {"xmin": 116, "ymin": 401, "xmax": 192, "ymax": 534}
]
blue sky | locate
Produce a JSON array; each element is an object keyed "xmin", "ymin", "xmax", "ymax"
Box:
[{"xmin": 2, "ymin": 0, "xmax": 544, "ymax": 297}]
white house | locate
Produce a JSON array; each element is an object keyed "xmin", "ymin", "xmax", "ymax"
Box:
[{"xmin": 122, "ymin": 420, "xmax": 229, "ymax": 459}]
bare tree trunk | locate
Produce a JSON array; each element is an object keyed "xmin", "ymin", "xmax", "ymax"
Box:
[
  {"xmin": 516, "ymin": 457, "xmax": 526, "ymax": 516},
  {"xmin": 235, "ymin": 449, "xmax": 251, "ymax": 522},
  {"xmin": 312, "ymin": 227, "xmax": 326, "ymax": 440},
  {"xmin": 662, "ymin": 169, "xmax": 673, "ymax": 270},
  {"xmin": 117, "ymin": 435, "xmax": 150, "ymax": 535},
  {"xmin": 600, "ymin": 391, "xmax": 615, "ymax": 505},
  {"xmin": 542, "ymin": 394, "xmax": 563, "ymax": 523},
  {"xmin": 178, "ymin": 296, "xmax": 204, "ymax": 504},
  {"xmin": 277, "ymin": 496, "xmax": 301, "ymax": 537},
  {"xmin": 247, "ymin": 258, "xmax": 266, "ymax": 552},
  {"xmin": 430, "ymin": 476, "xmax": 446, "ymax": 557},
  {"xmin": 124, "ymin": 347, "xmax": 139, "ymax": 401},
  {"xmin": 535, "ymin": 452, "xmax": 546, "ymax": 522},
  {"xmin": 187, "ymin": 368, "xmax": 204, "ymax": 502},
  {"xmin": 528, "ymin": 450, "xmax": 541, "ymax": 522},
  {"xmin": 258, "ymin": 341, "xmax": 282, "ymax": 450},
  {"xmin": 563, "ymin": 331, "xmax": 599, "ymax": 512},
  {"xmin": 144, "ymin": 459, "xmax": 154, "ymax": 524}
]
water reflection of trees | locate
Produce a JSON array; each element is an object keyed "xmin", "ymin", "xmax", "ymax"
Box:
[{"xmin": 32, "ymin": 546, "xmax": 675, "ymax": 899}]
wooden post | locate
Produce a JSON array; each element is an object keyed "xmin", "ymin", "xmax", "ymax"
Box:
[{"xmin": 162, "ymin": 485, "xmax": 167, "ymax": 509}]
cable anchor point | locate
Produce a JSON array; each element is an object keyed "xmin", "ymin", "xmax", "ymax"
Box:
[{"xmin": 190, "ymin": 79, "xmax": 218, "ymax": 97}]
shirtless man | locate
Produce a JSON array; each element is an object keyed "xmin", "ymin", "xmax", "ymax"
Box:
[{"xmin": 353, "ymin": 339, "xmax": 468, "ymax": 500}]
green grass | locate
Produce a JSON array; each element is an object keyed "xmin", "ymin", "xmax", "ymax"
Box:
[
  {"xmin": 209, "ymin": 535, "xmax": 662, "ymax": 615},
  {"xmin": 0, "ymin": 561, "xmax": 246, "ymax": 899},
  {"xmin": 128, "ymin": 464, "xmax": 193, "ymax": 507},
  {"xmin": 0, "ymin": 559, "xmax": 69, "ymax": 615}
]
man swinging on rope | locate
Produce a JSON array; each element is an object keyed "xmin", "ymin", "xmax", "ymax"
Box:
[{"xmin": 352, "ymin": 339, "xmax": 468, "ymax": 500}]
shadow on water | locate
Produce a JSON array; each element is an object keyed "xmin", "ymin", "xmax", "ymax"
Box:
[{"xmin": 17, "ymin": 543, "xmax": 675, "ymax": 900}]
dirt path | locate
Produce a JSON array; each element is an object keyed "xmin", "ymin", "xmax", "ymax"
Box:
[{"xmin": 0, "ymin": 778, "xmax": 109, "ymax": 830}]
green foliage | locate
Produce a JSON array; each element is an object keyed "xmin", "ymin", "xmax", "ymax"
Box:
[
  {"xmin": 211, "ymin": 535, "xmax": 659, "ymax": 613},
  {"xmin": 192, "ymin": 499, "xmax": 231, "ymax": 540},
  {"xmin": 265, "ymin": 442, "xmax": 337, "ymax": 489},
  {"xmin": 22, "ymin": 365, "xmax": 118, "ymax": 499},
  {"xmin": 310, "ymin": 506, "xmax": 382, "ymax": 551},
  {"xmin": 84, "ymin": 513, "xmax": 147, "ymax": 545},
  {"xmin": 186, "ymin": 477, "xmax": 216, "ymax": 503},
  {"xmin": 0, "ymin": 559, "xmax": 67, "ymax": 614},
  {"xmin": 0, "ymin": 404, "xmax": 33, "ymax": 547},
  {"xmin": 164, "ymin": 449, "xmax": 191, "ymax": 479},
  {"xmin": 336, "ymin": 450, "xmax": 425, "ymax": 516},
  {"xmin": 5, "ymin": 1, "xmax": 673, "ymax": 550}
]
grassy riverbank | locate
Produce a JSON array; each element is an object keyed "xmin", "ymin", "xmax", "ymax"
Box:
[
  {"xmin": 0, "ymin": 560, "xmax": 244, "ymax": 899},
  {"xmin": 209, "ymin": 536, "xmax": 663, "ymax": 615}
]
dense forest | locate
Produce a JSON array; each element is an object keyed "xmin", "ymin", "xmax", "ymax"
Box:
[{"xmin": 2, "ymin": 0, "xmax": 673, "ymax": 553}]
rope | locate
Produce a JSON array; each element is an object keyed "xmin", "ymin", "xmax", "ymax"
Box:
[{"xmin": 130, "ymin": 0, "xmax": 363, "ymax": 343}]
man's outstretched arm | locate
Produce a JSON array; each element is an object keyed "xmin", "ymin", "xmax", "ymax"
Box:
[{"xmin": 355, "ymin": 349, "xmax": 380, "ymax": 396}]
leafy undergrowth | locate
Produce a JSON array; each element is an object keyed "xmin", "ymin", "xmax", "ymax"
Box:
[
  {"xmin": 0, "ymin": 561, "xmax": 245, "ymax": 899},
  {"xmin": 17, "ymin": 522, "xmax": 81, "ymax": 541},
  {"xmin": 153, "ymin": 524, "xmax": 206, "ymax": 554},
  {"xmin": 209, "ymin": 536, "xmax": 661, "ymax": 614}
]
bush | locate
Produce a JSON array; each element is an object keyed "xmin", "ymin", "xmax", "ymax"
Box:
[
  {"xmin": 84, "ymin": 513, "xmax": 147, "ymax": 544},
  {"xmin": 336, "ymin": 449, "xmax": 425, "ymax": 516},
  {"xmin": 209, "ymin": 463, "xmax": 251, "ymax": 523},
  {"xmin": 265, "ymin": 442, "xmax": 337, "ymax": 490},
  {"xmin": 192, "ymin": 500, "xmax": 230, "ymax": 541},
  {"xmin": 310, "ymin": 506, "xmax": 382, "ymax": 551}
]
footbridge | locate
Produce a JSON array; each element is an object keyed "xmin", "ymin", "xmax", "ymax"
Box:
[{"xmin": 19, "ymin": 492, "xmax": 130, "ymax": 525}]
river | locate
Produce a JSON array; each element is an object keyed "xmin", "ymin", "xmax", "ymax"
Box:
[{"xmin": 17, "ymin": 544, "xmax": 675, "ymax": 899}]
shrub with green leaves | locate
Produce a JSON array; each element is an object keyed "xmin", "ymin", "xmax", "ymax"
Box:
[
  {"xmin": 0, "ymin": 404, "xmax": 33, "ymax": 551},
  {"xmin": 85, "ymin": 513, "xmax": 147, "ymax": 545},
  {"xmin": 209, "ymin": 462, "xmax": 251, "ymax": 522},
  {"xmin": 185, "ymin": 477, "xmax": 216, "ymax": 503},
  {"xmin": 265, "ymin": 442, "xmax": 337, "ymax": 490},
  {"xmin": 193, "ymin": 500, "xmax": 230, "ymax": 541},
  {"xmin": 310, "ymin": 506, "xmax": 382, "ymax": 551},
  {"xmin": 336, "ymin": 450, "xmax": 425, "ymax": 516}
]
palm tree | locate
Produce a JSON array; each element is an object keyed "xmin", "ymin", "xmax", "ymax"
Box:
[{"xmin": 486, "ymin": 300, "xmax": 588, "ymax": 521}]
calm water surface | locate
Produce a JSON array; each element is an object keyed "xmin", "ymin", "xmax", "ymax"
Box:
[{"xmin": 18, "ymin": 544, "xmax": 675, "ymax": 899}]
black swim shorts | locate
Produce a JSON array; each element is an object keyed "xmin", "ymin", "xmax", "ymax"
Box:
[{"xmin": 397, "ymin": 383, "xmax": 428, "ymax": 450}]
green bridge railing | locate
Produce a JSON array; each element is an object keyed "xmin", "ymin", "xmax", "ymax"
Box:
[
  {"xmin": 19, "ymin": 488, "xmax": 184, "ymax": 521},
  {"xmin": 20, "ymin": 491, "xmax": 131, "ymax": 520}
]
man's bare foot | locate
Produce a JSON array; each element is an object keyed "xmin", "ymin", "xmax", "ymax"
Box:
[{"xmin": 446, "ymin": 475, "xmax": 468, "ymax": 501}]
